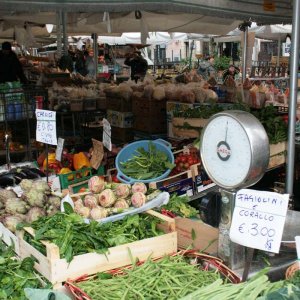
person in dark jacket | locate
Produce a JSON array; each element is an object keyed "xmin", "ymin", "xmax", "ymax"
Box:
[
  {"xmin": 0, "ymin": 41, "xmax": 28, "ymax": 84},
  {"xmin": 124, "ymin": 50, "xmax": 148, "ymax": 83}
]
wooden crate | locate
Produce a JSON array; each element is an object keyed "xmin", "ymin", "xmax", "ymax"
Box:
[
  {"xmin": 133, "ymin": 116, "xmax": 167, "ymax": 134},
  {"xmin": 17, "ymin": 210, "xmax": 177, "ymax": 288},
  {"xmin": 159, "ymin": 217, "xmax": 218, "ymax": 254},
  {"xmin": 268, "ymin": 142, "xmax": 287, "ymax": 169},
  {"xmin": 0, "ymin": 222, "xmax": 20, "ymax": 255},
  {"xmin": 172, "ymin": 117, "xmax": 209, "ymax": 138},
  {"xmin": 106, "ymin": 96, "xmax": 132, "ymax": 112},
  {"xmin": 132, "ymin": 97, "xmax": 166, "ymax": 117}
]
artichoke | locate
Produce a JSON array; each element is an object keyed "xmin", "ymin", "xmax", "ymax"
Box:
[
  {"xmin": 32, "ymin": 180, "xmax": 50, "ymax": 194},
  {"xmin": 0, "ymin": 189, "xmax": 17, "ymax": 204},
  {"xmin": 3, "ymin": 214, "xmax": 24, "ymax": 233},
  {"xmin": 5, "ymin": 198, "xmax": 29, "ymax": 214},
  {"xmin": 26, "ymin": 207, "xmax": 46, "ymax": 223},
  {"xmin": 25, "ymin": 190, "xmax": 47, "ymax": 208},
  {"xmin": 47, "ymin": 195, "xmax": 61, "ymax": 209},
  {"xmin": 19, "ymin": 179, "xmax": 33, "ymax": 192}
]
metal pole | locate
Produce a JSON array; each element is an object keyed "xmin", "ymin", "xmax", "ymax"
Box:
[
  {"xmin": 56, "ymin": 11, "xmax": 62, "ymax": 59},
  {"xmin": 286, "ymin": 0, "xmax": 300, "ymax": 195},
  {"xmin": 277, "ymin": 37, "xmax": 281, "ymax": 66},
  {"xmin": 242, "ymin": 27, "xmax": 248, "ymax": 81},
  {"xmin": 62, "ymin": 11, "xmax": 68, "ymax": 54},
  {"xmin": 93, "ymin": 33, "xmax": 98, "ymax": 80}
]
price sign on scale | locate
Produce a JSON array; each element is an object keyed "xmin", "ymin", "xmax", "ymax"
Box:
[
  {"xmin": 230, "ymin": 189, "xmax": 289, "ymax": 253},
  {"xmin": 36, "ymin": 109, "xmax": 57, "ymax": 145}
]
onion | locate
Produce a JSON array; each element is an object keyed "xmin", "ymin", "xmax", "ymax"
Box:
[
  {"xmin": 115, "ymin": 184, "xmax": 131, "ymax": 198},
  {"xmin": 83, "ymin": 194, "xmax": 98, "ymax": 208},
  {"xmin": 88, "ymin": 176, "xmax": 105, "ymax": 193},
  {"xmin": 90, "ymin": 206, "xmax": 107, "ymax": 220},
  {"xmin": 131, "ymin": 182, "xmax": 147, "ymax": 194},
  {"xmin": 98, "ymin": 189, "xmax": 116, "ymax": 208},
  {"xmin": 114, "ymin": 199, "xmax": 129, "ymax": 209},
  {"xmin": 77, "ymin": 206, "xmax": 91, "ymax": 218},
  {"xmin": 131, "ymin": 192, "xmax": 147, "ymax": 208}
]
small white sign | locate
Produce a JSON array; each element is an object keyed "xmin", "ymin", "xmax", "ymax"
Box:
[
  {"xmin": 55, "ymin": 137, "xmax": 65, "ymax": 161},
  {"xmin": 102, "ymin": 118, "xmax": 112, "ymax": 151},
  {"xmin": 36, "ymin": 109, "xmax": 57, "ymax": 145},
  {"xmin": 229, "ymin": 189, "xmax": 289, "ymax": 253}
]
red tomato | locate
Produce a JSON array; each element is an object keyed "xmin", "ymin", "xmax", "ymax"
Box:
[
  {"xmin": 188, "ymin": 158, "xmax": 194, "ymax": 166},
  {"xmin": 111, "ymin": 175, "xmax": 120, "ymax": 183}
]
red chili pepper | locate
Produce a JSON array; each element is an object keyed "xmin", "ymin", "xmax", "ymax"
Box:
[{"xmin": 161, "ymin": 208, "xmax": 177, "ymax": 218}]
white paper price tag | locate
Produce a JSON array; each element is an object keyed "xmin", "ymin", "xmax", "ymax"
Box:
[
  {"xmin": 102, "ymin": 118, "xmax": 112, "ymax": 151},
  {"xmin": 36, "ymin": 109, "xmax": 57, "ymax": 145},
  {"xmin": 229, "ymin": 189, "xmax": 289, "ymax": 253},
  {"xmin": 55, "ymin": 137, "xmax": 65, "ymax": 161}
]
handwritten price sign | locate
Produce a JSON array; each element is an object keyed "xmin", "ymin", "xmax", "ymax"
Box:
[
  {"xmin": 36, "ymin": 109, "xmax": 57, "ymax": 145},
  {"xmin": 229, "ymin": 189, "xmax": 289, "ymax": 253}
]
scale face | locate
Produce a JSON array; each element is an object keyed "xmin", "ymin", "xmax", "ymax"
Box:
[{"xmin": 200, "ymin": 110, "xmax": 270, "ymax": 190}]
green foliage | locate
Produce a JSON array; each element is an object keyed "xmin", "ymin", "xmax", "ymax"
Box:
[
  {"xmin": 19, "ymin": 212, "xmax": 163, "ymax": 263},
  {"xmin": 213, "ymin": 56, "xmax": 231, "ymax": 71}
]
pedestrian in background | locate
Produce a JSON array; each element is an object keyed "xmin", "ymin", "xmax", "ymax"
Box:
[{"xmin": 0, "ymin": 41, "xmax": 28, "ymax": 84}]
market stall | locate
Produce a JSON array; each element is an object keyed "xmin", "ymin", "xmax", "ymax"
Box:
[{"xmin": 1, "ymin": 1, "xmax": 300, "ymax": 299}]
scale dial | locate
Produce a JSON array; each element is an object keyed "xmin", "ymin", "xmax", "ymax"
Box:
[{"xmin": 200, "ymin": 110, "xmax": 270, "ymax": 190}]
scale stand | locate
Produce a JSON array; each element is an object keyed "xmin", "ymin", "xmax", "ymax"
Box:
[
  {"xmin": 218, "ymin": 189, "xmax": 246, "ymax": 271},
  {"xmin": 218, "ymin": 189, "xmax": 256, "ymax": 280}
]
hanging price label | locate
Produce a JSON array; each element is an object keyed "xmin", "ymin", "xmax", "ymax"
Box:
[
  {"xmin": 102, "ymin": 118, "xmax": 112, "ymax": 151},
  {"xmin": 36, "ymin": 109, "xmax": 57, "ymax": 145},
  {"xmin": 55, "ymin": 137, "xmax": 65, "ymax": 161},
  {"xmin": 229, "ymin": 189, "xmax": 289, "ymax": 253}
]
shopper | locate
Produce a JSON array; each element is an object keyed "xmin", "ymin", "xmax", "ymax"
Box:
[
  {"xmin": 0, "ymin": 41, "xmax": 28, "ymax": 84},
  {"xmin": 85, "ymin": 50, "xmax": 96, "ymax": 77},
  {"xmin": 124, "ymin": 50, "xmax": 148, "ymax": 83},
  {"xmin": 197, "ymin": 56, "xmax": 215, "ymax": 80},
  {"xmin": 222, "ymin": 64, "xmax": 240, "ymax": 82}
]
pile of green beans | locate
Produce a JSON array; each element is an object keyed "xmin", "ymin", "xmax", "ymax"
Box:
[
  {"xmin": 75, "ymin": 254, "xmax": 220, "ymax": 300},
  {"xmin": 180, "ymin": 273, "xmax": 286, "ymax": 300}
]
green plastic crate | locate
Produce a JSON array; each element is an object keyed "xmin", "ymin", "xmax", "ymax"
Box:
[{"xmin": 59, "ymin": 166, "xmax": 104, "ymax": 190}]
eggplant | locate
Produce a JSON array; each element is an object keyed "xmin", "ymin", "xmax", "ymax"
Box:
[
  {"xmin": 0, "ymin": 174, "xmax": 16, "ymax": 187},
  {"xmin": 28, "ymin": 168, "xmax": 46, "ymax": 177},
  {"xmin": 18, "ymin": 168, "xmax": 40, "ymax": 179}
]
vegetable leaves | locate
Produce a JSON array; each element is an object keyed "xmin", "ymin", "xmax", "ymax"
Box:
[
  {"xmin": 19, "ymin": 212, "xmax": 164, "ymax": 263},
  {"xmin": 120, "ymin": 141, "xmax": 175, "ymax": 180}
]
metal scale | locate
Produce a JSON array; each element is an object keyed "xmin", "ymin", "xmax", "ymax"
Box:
[{"xmin": 200, "ymin": 110, "xmax": 270, "ymax": 271}]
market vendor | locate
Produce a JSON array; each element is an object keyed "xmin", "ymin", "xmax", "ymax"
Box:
[
  {"xmin": 222, "ymin": 64, "xmax": 240, "ymax": 82},
  {"xmin": 0, "ymin": 41, "xmax": 28, "ymax": 84},
  {"xmin": 124, "ymin": 50, "xmax": 148, "ymax": 83}
]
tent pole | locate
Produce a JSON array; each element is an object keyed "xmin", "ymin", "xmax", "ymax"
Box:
[
  {"xmin": 93, "ymin": 33, "xmax": 98, "ymax": 80},
  {"xmin": 286, "ymin": 0, "xmax": 300, "ymax": 196},
  {"xmin": 56, "ymin": 10, "xmax": 62, "ymax": 59},
  {"xmin": 277, "ymin": 37, "xmax": 281, "ymax": 66},
  {"xmin": 242, "ymin": 27, "xmax": 248, "ymax": 81},
  {"xmin": 62, "ymin": 11, "xmax": 68, "ymax": 54}
]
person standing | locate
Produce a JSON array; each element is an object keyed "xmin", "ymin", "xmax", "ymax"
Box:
[
  {"xmin": 0, "ymin": 41, "xmax": 28, "ymax": 84},
  {"xmin": 124, "ymin": 50, "xmax": 148, "ymax": 83}
]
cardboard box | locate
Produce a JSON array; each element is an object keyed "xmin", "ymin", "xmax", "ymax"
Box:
[
  {"xmin": 190, "ymin": 163, "xmax": 216, "ymax": 194},
  {"xmin": 107, "ymin": 110, "xmax": 133, "ymax": 128},
  {"xmin": 106, "ymin": 97, "xmax": 132, "ymax": 112},
  {"xmin": 149, "ymin": 170, "xmax": 194, "ymax": 197}
]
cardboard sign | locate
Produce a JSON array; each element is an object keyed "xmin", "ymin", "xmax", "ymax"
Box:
[
  {"xmin": 90, "ymin": 139, "xmax": 104, "ymax": 170},
  {"xmin": 36, "ymin": 109, "xmax": 57, "ymax": 145},
  {"xmin": 102, "ymin": 118, "xmax": 112, "ymax": 151},
  {"xmin": 55, "ymin": 137, "xmax": 65, "ymax": 161},
  {"xmin": 229, "ymin": 189, "xmax": 289, "ymax": 253}
]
